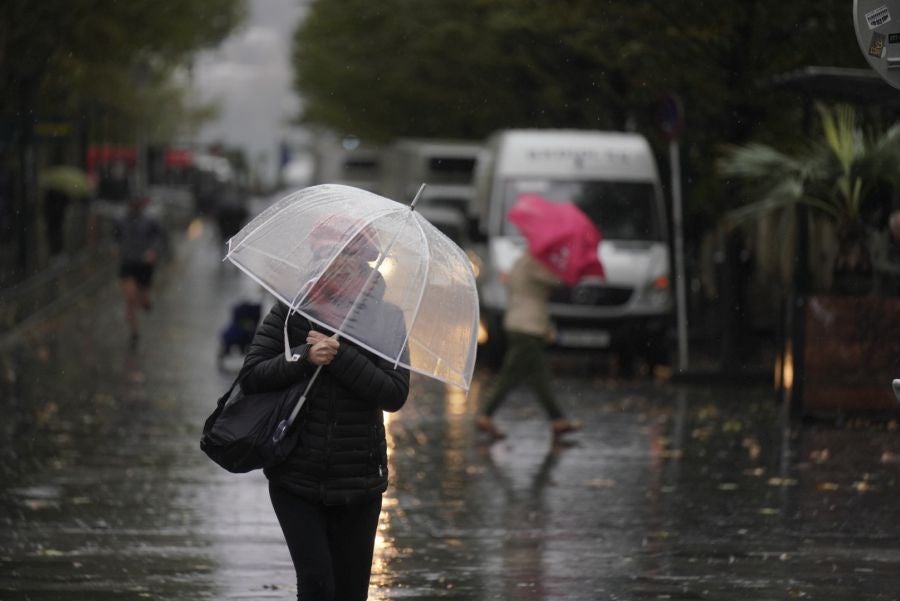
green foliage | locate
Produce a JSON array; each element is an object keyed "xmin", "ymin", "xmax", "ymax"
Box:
[
  {"xmin": 719, "ymin": 104, "xmax": 900, "ymax": 227},
  {"xmin": 0, "ymin": 0, "xmax": 246, "ymax": 140},
  {"xmin": 291, "ymin": 0, "xmax": 866, "ymax": 232}
]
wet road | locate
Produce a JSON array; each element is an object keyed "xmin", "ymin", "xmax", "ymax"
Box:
[{"xmin": 2, "ymin": 216, "xmax": 900, "ymax": 600}]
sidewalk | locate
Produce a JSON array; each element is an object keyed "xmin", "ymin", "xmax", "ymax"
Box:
[{"xmin": 1, "ymin": 223, "xmax": 899, "ymax": 600}]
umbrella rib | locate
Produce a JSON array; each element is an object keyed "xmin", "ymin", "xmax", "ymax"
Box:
[
  {"xmin": 226, "ymin": 196, "xmax": 297, "ymax": 255},
  {"xmin": 234, "ymin": 242, "xmax": 302, "ymax": 270},
  {"xmin": 227, "ymin": 254, "xmax": 295, "ymax": 308},
  {"xmin": 404, "ymin": 339, "xmax": 468, "ymax": 382},
  {"xmin": 394, "ymin": 213, "xmax": 431, "ymax": 369}
]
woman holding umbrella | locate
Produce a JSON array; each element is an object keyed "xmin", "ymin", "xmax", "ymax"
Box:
[
  {"xmin": 476, "ymin": 193, "xmax": 604, "ymax": 442},
  {"xmin": 475, "ymin": 252, "xmax": 583, "ymax": 442},
  {"xmin": 237, "ymin": 222, "xmax": 409, "ymax": 601}
]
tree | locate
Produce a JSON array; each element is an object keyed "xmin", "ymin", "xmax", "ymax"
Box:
[
  {"xmin": 0, "ymin": 0, "xmax": 245, "ymax": 137},
  {"xmin": 291, "ymin": 0, "xmax": 866, "ymax": 228},
  {"xmin": 0, "ymin": 1, "xmax": 246, "ymax": 283}
]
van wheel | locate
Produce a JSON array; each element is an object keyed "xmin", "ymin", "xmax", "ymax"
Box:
[
  {"xmin": 478, "ymin": 313, "xmax": 506, "ymax": 369},
  {"xmin": 643, "ymin": 339, "xmax": 670, "ymax": 374},
  {"xmin": 617, "ymin": 350, "xmax": 637, "ymax": 379}
]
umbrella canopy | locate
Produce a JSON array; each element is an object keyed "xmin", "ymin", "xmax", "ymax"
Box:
[
  {"xmin": 226, "ymin": 184, "xmax": 479, "ymax": 390},
  {"xmin": 508, "ymin": 193, "xmax": 605, "ymax": 287},
  {"xmin": 38, "ymin": 166, "xmax": 93, "ymax": 197}
]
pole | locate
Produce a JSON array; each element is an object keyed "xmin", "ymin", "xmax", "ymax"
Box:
[{"xmin": 670, "ymin": 139, "xmax": 689, "ymax": 372}]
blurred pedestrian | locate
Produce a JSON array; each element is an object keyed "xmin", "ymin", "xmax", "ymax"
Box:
[
  {"xmin": 236, "ymin": 226, "xmax": 409, "ymax": 601},
  {"xmin": 114, "ymin": 196, "xmax": 162, "ymax": 347},
  {"xmin": 476, "ymin": 253, "xmax": 582, "ymax": 442}
]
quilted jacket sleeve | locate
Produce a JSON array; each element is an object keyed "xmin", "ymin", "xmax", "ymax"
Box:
[{"xmin": 238, "ymin": 303, "xmax": 314, "ymax": 394}]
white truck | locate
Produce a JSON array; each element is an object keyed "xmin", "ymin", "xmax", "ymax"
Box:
[
  {"xmin": 310, "ymin": 133, "xmax": 383, "ymax": 194},
  {"xmin": 473, "ymin": 129, "xmax": 672, "ymax": 373},
  {"xmin": 380, "ymin": 138, "xmax": 482, "ymax": 246}
]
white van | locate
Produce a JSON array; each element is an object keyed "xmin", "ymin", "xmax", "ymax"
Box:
[
  {"xmin": 381, "ymin": 138, "xmax": 481, "ymax": 214},
  {"xmin": 474, "ymin": 129, "xmax": 672, "ymax": 372},
  {"xmin": 311, "ymin": 133, "xmax": 383, "ymax": 193}
]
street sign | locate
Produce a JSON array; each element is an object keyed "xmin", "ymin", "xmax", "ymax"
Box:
[
  {"xmin": 657, "ymin": 93, "xmax": 684, "ymax": 141},
  {"xmin": 657, "ymin": 91, "xmax": 689, "ymax": 371},
  {"xmin": 854, "ymin": 0, "xmax": 900, "ymax": 90}
]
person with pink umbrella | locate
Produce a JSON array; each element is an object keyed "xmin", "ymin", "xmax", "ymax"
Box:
[{"xmin": 476, "ymin": 193, "xmax": 604, "ymax": 442}]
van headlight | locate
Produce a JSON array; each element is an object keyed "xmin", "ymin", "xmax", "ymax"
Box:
[{"xmin": 643, "ymin": 274, "xmax": 671, "ymax": 308}]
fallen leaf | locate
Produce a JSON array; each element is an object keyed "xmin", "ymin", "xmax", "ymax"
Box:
[
  {"xmin": 695, "ymin": 405, "xmax": 719, "ymax": 421},
  {"xmin": 767, "ymin": 477, "xmax": 798, "ymax": 487},
  {"xmin": 722, "ymin": 419, "xmax": 743, "ymax": 433},
  {"xmin": 880, "ymin": 451, "xmax": 900, "ymax": 464},
  {"xmin": 816, "ymin": 482, "xmax": 840, "ymax": 491},
  {"xmin": 809, "ymin": 449, "xmax": 830, "ymax": 463},
  {"xmin": 657, "ymin": 449, "xmax": 683, "ymax": 459},
  {"xmin": 691, "ymin": 426, "xmax": 714, "ymax": 441},
  {"xmin": 742, "ymin": 437, "xmax": 762, "ymax": 459},
  {"xmin": 35, "ymin": 402, "xmax": 59, "ymax": 427},
  {"xmin": 587, "ymin": 479, "xmax": 616, "ymax": 489}
]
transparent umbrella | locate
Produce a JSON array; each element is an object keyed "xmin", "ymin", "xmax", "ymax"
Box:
[{"xmin": 226, "ymin": 184, "xmax": 480, "ymax": 399}]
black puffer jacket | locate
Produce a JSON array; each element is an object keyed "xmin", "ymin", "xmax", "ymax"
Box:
[{"xmin": 238, "ymin": 298, "xmax": 409, "ymax": 506}]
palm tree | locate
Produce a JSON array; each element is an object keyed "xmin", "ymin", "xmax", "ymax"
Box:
[{"xmin": 718, "ymin": 104, "xmax": 900, "ymax": 294}]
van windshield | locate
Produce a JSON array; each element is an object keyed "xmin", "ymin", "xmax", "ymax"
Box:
[{"xmin": 501, "ymin": 179, "xmax": 662, "ymax": 241}]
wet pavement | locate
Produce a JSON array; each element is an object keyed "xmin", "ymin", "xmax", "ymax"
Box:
[{"xmin": 2, "ymin": 213, "xmax": 900, "ymax": 600}]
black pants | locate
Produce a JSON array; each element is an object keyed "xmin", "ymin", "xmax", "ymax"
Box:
[{"xmin": 269, "ymin": 482, "xmax": 382, "ymax": 601}]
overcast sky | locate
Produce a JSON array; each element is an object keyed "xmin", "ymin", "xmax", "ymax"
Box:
[{"xmin": 191, "ymin": 0, "xmax": 310, "ymax": 183}]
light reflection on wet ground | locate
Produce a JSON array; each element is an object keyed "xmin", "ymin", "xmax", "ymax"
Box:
[{"xmin": 1, "ymin": 222, "xmax": 899, "ymax": 600}]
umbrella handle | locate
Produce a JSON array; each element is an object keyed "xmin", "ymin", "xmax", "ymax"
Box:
[{"xmin": 272, "ymin": 365, "xmax": 323, "ymax": 443}]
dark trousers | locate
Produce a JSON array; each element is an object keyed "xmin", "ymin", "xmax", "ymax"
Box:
[
  {"xmin": 269, "ymin": 482, "xmax": 382, "ymax": 601},
  {"xmin": 482, "ymin": 331, "xmax": 564, "ymax": 420}
]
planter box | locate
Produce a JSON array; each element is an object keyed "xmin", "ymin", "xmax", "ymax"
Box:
[{"xmin": 799, "ymin": 295, "xmax": 900, "ymax": 414}]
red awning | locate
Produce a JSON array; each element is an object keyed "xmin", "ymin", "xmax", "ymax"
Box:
[{"xmin": 164, "ymin": 148, "xmax": 194, "ymax": 168}]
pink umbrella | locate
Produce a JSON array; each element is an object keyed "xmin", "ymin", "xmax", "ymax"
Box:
[{"xmin": 508, "ymin": 193, "xmax": 605, "ymax": 286}]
